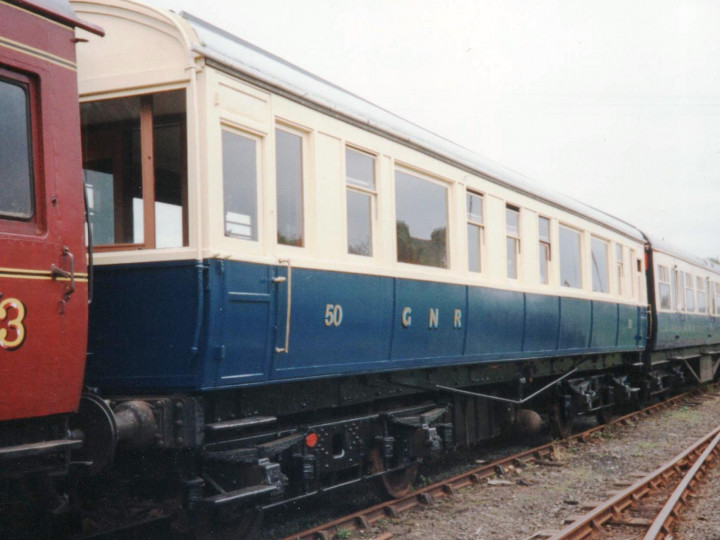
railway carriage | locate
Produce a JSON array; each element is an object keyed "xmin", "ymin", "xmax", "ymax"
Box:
[
  {"xmin": 0, "ymin": 0, "xmax": 101, "ymax": 531},
  {"xmin": 65, "ymin": 0, "xmax": 663, "ymax": 526},
  {"xmin": 647, "ymin": 241, "xmax": 720, "ymax": 389},
  {"xmin": 0, "ymin": 0, "xmax": 715, "ymax": 534}
]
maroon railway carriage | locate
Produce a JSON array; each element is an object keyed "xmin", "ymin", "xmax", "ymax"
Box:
[{"xmin": 0, "ymin": 0, "xmax": 101, "ymax": 491}]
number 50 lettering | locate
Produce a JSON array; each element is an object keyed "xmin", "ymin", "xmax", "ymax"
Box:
[{"xmin": 323, "ymin": 303, "xmax": 343, "ymax": 327}]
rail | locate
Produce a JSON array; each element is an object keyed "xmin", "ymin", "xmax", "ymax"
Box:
[
  {"xmin": 282, "ymin": 390, "xmax": 699, "ymax": 540},
  {"xmin": 537, "ymin": 420, "xmax": 720, "ymax": 540}
]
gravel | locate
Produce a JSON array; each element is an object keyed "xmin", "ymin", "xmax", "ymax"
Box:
[
  {"xmin": 672, "ymin": 441, "xmax": 720, "ymax": 539},
  {"xmin": 349, "ymin": 392, "xmax": 720, "ymax": 540}
]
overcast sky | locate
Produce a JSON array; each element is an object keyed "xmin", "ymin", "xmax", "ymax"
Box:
[{"xmin": 146, "ymin": 0, "xmax": 720, "ymax": 258}]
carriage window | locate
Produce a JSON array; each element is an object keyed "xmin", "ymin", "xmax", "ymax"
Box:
[
  {"xmin": 591, "ymin": 237, "xmax": 609, "ymax": 293},
  {"xmin": 675, "ymin": 269, "xmax": 684, "ymax": 310},
  {"xmin": 560, "ymin": 226, "xmax": 582, "ymax": 288},
  {"xmin": 697, "ymin": 276, "xmax": 707, "ymax": 313},
  {"xmin": 276, "ymin": 128, "xmax": 304, "ymax": 246},
  {"xmin": 0, "ymin": 75, "xmax": 33, "ymax": 220},
  {"xmin": 506, "ymin": 205, "xmax": 520, "ymax": 279},
  {"xmin": 81, "ymin": 90, "xmax": 188, "ymax": 249},
  {"xmin": 715, "ymin": 282, "xmax": 720, "ymax": 315},
  {"xmin": 657, "ymin": 265, "xmax": 671, "ymax": 310},
  {"xmin": 346, "ymin": 148, "xmax": 375, "ymax": 256},
  {"xmin": 685, "ymin": 272, "xmax": 695, "ymax": 312},
  {"xmin": 538, "ymin": 216, "xmax": 551, "ymax": 284},
  {"xmin": 222, "ymin": 130, "xmax": 258, "ymax": 241},
  {"xmin": 616, "ymin": 244, "xmax": 624, "ymax": 295},
  {"xmin": 467, "ymin": 191, "xmax": 484, "ymax": 272},
  {"xmin": 395, "ymin": 170, "xmax": 448, "ymax": 268}
]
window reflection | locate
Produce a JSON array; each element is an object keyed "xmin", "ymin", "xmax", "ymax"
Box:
[{"xmin": 395, "ymin": 170, "xmax": 447, "ymax": 268}]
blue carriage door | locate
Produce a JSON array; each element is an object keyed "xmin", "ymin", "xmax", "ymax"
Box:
[
  {"xmin": 213, "ymin": 129, "xmax": 275, "ymax": 384},
  {"xmin": 213, "ymin": 260, "xmax": 277, "ymax": 384}
]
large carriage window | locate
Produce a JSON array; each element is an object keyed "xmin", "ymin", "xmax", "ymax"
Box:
[
  {"xmin": 276, "ymin": 128, "xmax": 304, "ymax": 246},
  {"xmin": 559, "ymin": 225, "xmax": 582, "ymax": 288},
  {"xmin": 346, "ymin": 148, "xmax": 375, "ymax": 256},
  {"xmin": 0, "ymin": 76, "xmax": 33, "ymax": 220},
  {"xmin": 395, "ymin": 170, "xmax": 448, "ymax": 268},
  {"xmin": 467, "ymin": 191, "xmax": 484, "ymax": 272},
  {"xmin": 222, "ymin": 130, "xmax": 258, "ymax": 241},
  {"xmin": 538, "ymin": 216, "xmax": 551, "ymax": 284},
  {"xmin": 657, "ymin": 265, "xmax": 672, "ymax": 310},
  {"xmin": 81, "ymin": 90, "xmax": 188, "ymax": 249},
  {"xmin": 591, "ymin": 236, "xmax": 609, "ymax": 293},
  {"xmin": 506, "ymin": 205, "xmax": 520, "ymax": 279}
]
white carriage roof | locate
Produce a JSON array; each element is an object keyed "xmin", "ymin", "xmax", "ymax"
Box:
[
  {"xmin": 648, "ymin": 236, "xmax": 720, "ymax": 273},
  {"xmin": 182, "ymin": 11, "xmax": 644, "ymax": 241}
]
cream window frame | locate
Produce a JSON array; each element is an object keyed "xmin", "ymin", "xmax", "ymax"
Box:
[{"xmin": 345, "ymin": 146, "xmax": 378, "ymax": 257}]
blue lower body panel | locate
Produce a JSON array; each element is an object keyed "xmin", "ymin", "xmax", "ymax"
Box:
[
  {"xmin": 654, "ymin": 311, "xmax": 719, "ymax": 350},
  {"xmin": 86, "ymin": 260, "xmax": 203, "ymax": 389},
  {"xmin": 86, "ymin": 259, "xmax": 647, "ymax": 392}
]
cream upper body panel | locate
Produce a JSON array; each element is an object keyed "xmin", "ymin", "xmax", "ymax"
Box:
[
  {"xmin": 72, "ymin": 0, "xmax": 648, "ymax": 305},
  {"xmin": 652, "ymin": 240, "xmax": 720, "ymax": 315}
]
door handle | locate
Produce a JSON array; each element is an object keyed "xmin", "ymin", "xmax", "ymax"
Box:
[
  {"xmin": 274, "ymin": 258, "xmax": 292, "ymax": 354},
  {"xmin": 51, "ymin": 246, "xmax": 75, "ymax": 300}
]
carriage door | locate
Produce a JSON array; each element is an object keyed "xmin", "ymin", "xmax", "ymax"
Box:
[
  {"xmin": 212, "ymin": 128, "xmax": 275, "ymax": 384},
  {"xmin": 0, "ymin": 63, "xmax": 87, "ymax": 421}
]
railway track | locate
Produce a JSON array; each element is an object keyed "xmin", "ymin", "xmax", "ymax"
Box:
[
  {"xmin": 281, "ymin": 389, "xmax": 709, "ymax": 540},
  {"xmin": 531, "ymin": 407, "xmax": 720, "ymax": 539}
]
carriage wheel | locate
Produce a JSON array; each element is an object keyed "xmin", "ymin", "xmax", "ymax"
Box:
[{"xmin": 369, "ymin": 447, "xmax": 418, "ymax": 499}]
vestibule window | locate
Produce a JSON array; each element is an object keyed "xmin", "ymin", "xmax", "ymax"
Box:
[
  {"xmin": 0, "ymin": 72, "xmax": 33, "ymax": 221},
  {"xmin": 275, "ymin": 128, "xmax": 304, "ymax": 247},
  {"xmin": 591, "ymin": 236, "xmax": 609, "ymax": 293},
  {"xmin": 538, "ymin": 216, "xmax": 551, "ymax": 284},
  {"xmin": 395, "ymin": 170, "xmax": 448, "ymax": 268},
  {"xmin": 559, "ymin": 225, "xmax": 582, "ymax": 288},
  {"xmin": 346, "ymin": 147, "xmax": 375, "ymax": 256},
  {"xmin": 467, "ymin": 191, "xmax": 484, "ymax": 272},
  {"xmin": 506, "ymin": 205, "xmax": 520, "ymax": 279},
  {"xmin": 81, "ymin": 90, "xmax": 188, "ymax": 249},
  {"xmin": 222, "ymin": 129, "xmax": 259, "ymax": 241}
]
